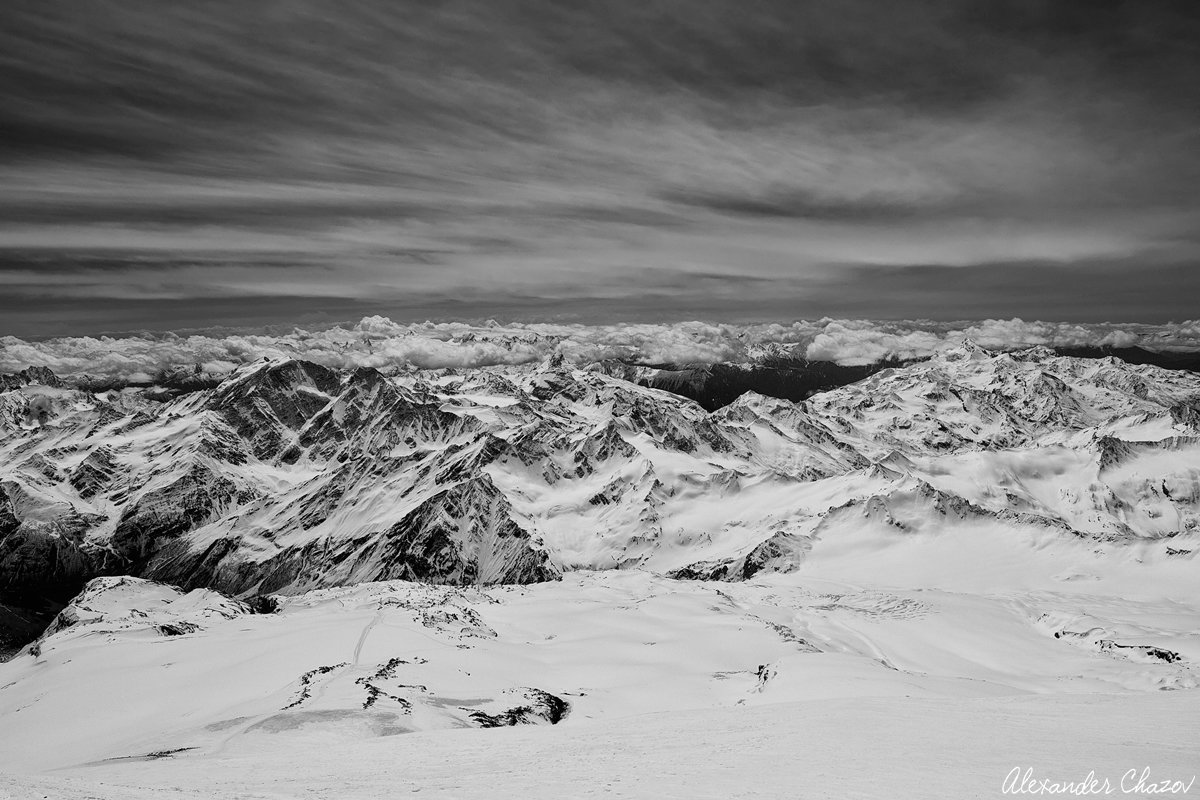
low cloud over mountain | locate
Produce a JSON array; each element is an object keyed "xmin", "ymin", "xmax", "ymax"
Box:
[{"xmin": 4, "ymin": 316, "xmax": 1199, "ymax": 383}]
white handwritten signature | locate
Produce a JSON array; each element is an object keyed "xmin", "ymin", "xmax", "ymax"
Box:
[{"xmin": 1003, "ymin": 767, "xmax": 1197, "ymax": 795}]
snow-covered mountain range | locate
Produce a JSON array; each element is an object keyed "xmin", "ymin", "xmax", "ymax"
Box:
[
  {"xmin": 2, "ymin": 342, "xmax": 1197, "ymax": 600},
  {"xmin": 1, "ymin": 343, "xmax": 1198, "ymax": 796}
]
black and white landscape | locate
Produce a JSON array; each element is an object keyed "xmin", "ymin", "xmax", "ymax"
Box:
[
  {"xmin": 3, "ymin": 2, "xmax": 1200, "ymax": 798},
  {"xmin": 2, "ymin": 322, "xmax": 1199, "ymax": 797}
]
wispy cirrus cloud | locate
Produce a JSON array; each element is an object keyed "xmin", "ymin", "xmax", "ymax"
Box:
[{"xmin": 2, "ymin": 1, "xmax": 1199, "ymax": 335}]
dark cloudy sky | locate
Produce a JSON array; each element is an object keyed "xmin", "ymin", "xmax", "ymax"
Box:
[{"xmin": 3, "ymin": 0, "xmax": 1199, "ymax": 336}]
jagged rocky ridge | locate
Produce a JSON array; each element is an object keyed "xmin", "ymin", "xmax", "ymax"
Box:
[{"xmin": 2, "ymin": 343, "xmax": 1199, "ymax": 603}]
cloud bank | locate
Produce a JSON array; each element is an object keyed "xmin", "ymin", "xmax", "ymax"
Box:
[{"xmin": 3, "ymin": 317, "xmax": 1199, "ymax": 382}]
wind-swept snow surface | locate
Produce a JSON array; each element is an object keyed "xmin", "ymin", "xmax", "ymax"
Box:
[
  {"xmin": 0, "ymin": 571, "xmax": 1198, "ymax": 798},
  {"xmin": 1, "ymin": 344, "xmax": 1198, "ymax": 797}
]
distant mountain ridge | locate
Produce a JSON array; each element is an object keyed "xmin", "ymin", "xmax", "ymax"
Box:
[
  {"xmin": 9, "ymin": 343, "xmax": 1196, "ymax": 413},
  {"xmin": 622, "ymin": 345, "xmax": 1200, "ymax": 411}
]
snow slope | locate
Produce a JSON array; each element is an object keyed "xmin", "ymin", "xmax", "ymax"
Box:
[
  {"xmin": 0, "ymin": 565, "xmax": 1197, "ymax": 797},
  {"xmin": 3, "ymin": 692, "xmax": 1198, "ymax": 800}
]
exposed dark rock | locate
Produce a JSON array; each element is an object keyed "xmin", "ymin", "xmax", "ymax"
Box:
[
  {"xmin": 468, "ymin": 689, "xmax": 569, "ymax": 727},
  {"xmin": 356, "ymin": 657, "xmax": 416, "ymax": 710},
  {"xmin": 370, "ymin": 475, "xmax": 558, "ymax": 586},
  {"xmin": 157, "ymin": 621, "xmax": 199, "ymax": 636},
  {"xmin": 69, "ymin": 446, "xmax": 119, "ymax": 499},
  {"xmin": 283, "ymin": 663, "xmax": 348, "ymax": 709},
  {"xmin": 1169, "ymin": 399, "xmax": 1200, "ymax": 429},
  {"xmin": 148, "ymin": 472, "xmax": 557, "ymax": 595},
  {"xmin": 0, "ymin": 366, "xmax": 63, "ymax": 392},
  {"xmin": 0, "ymin": 481, "xmax": 116, "ymax": 598},
  {"xmin": 244, "ymin": 594, "xmax": 281, "ymax": 614},
  {"xmin": 668, "ymin": 531, "xmax": 811, "ymax": 581},
  {"xmin": 1096, "ymin": 436, "xmax": 1139, "ymax": 473},
  {"xmin": 1098, "ymin": 640, "xmax": 1182, "ymax": 663},
  {"xmin": 0, "ymin": 591, "xmax": 65, "ymax": 661},
  {"xmin": 210, "ymin": 360, "xmax": 341, "ymax": 460},
  {"xmin": 111, "ymin": 463, "xmax": 241, "ymax": 567}
]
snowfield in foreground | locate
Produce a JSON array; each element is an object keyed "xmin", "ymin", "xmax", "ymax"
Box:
[
  {"xmin": 1, "ymin": 565, "xmax": 1198, "ymax": 798},
  {"xmin": 3, "ymin": 692, "xmax": 1198, "ymax": 800},
  {"xmin": 1, "ymin": 343, "xmax": 1199, "ymax": 797}
]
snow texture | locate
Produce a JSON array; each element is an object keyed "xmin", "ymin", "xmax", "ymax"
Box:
[{"xmin": 1, "ymin": 343, "xmax": 1198, "ymax": 798}]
